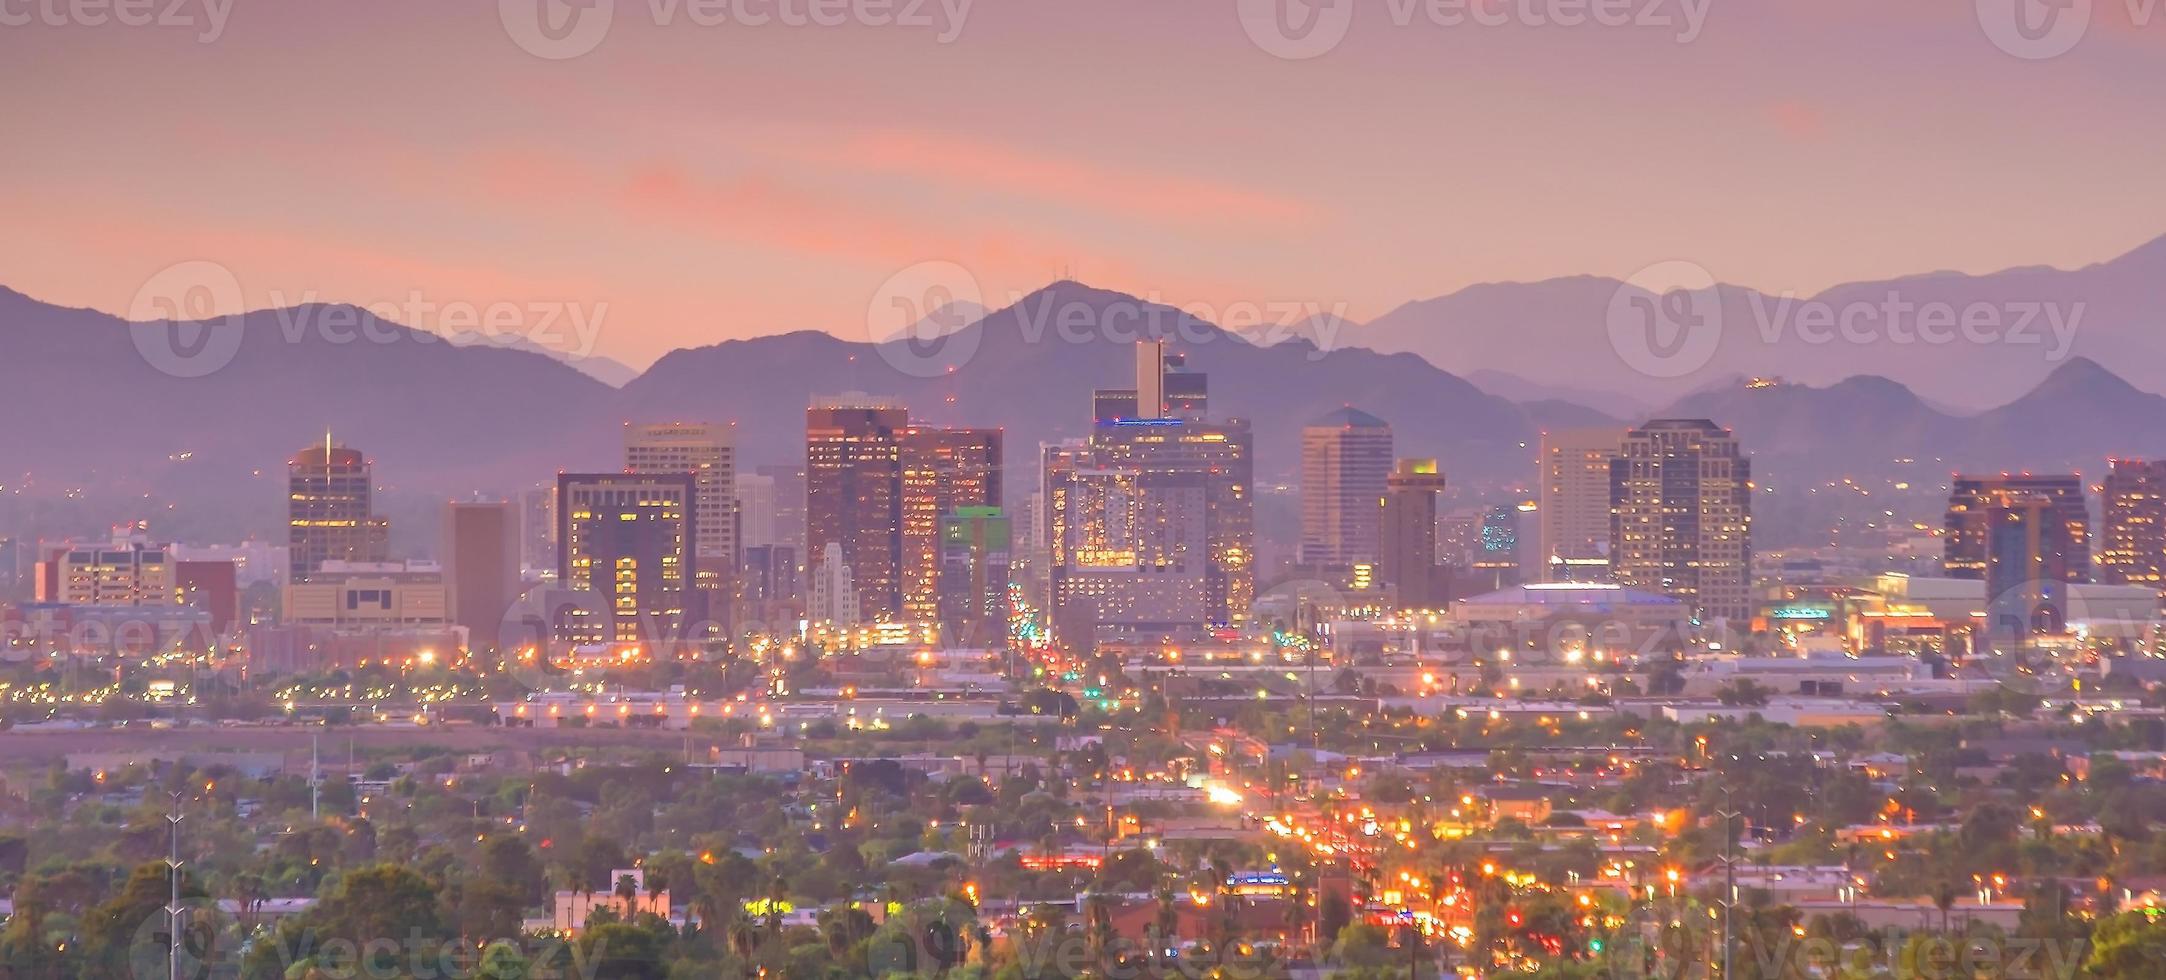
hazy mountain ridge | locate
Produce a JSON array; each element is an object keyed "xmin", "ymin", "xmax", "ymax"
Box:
[
  {"xmin": 7, "ymin": 279, "xmax": 2166, "ymax": 550},
  {"xmin": 1357, "ymin": 234, "xmax": 2166, "ymax": 412}
]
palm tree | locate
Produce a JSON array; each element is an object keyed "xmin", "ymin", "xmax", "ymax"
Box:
[
  {"xmin": 1932, "ymin": 877, "xmax": 1961, "ymax": 935},
  {"xmin": 1155, "ymin": 879, "xmax": 1180, "ymax": 955},
  {"xmin": 1086, "ymin": 891, "xmax": 1116, "ymax": 971}
]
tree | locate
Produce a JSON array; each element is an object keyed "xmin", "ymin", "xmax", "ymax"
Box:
[
  {"xmin": 2087, "ymin": 911, "xmax": 2166, "ymax": 978},
  {"xmin": 1715, "ymin": 680, "xmax": 1773, "ymax": 708},
  {"xmin": 252, "ymin": 864, "xmax": 451, "ymax": 978},
  {"xmin": 1332, "ymin": 922, "xmax": 1395, "ymax": 968}
]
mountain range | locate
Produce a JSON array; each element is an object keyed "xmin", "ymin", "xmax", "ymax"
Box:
[
  {"xmin": 1351, "ymin": 233, "xmax": 2166, "ymax": 413},
  {"xmin": 6, "ymin": 249, "xmax": 2166, "ymax": 548}
]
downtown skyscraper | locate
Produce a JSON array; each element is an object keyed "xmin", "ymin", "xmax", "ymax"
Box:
[
  {"xmin": 2099, "ymin": 459, "xmax": 2166, "ymax": 587},
  {"xmin": 288, "ymin": 437, "xmax": 390, "ymax": 583},
  {"xmin": 1944, "ymin": 475, "xmax": 2090, "ymax": 581},
  {"xmin": 624, "ymin": 422, "xmax": 736, "ymax": 622},
  {"xmin": 1608, "ymin": 419, "xmax": 1752, "ymax": 624},
  {"xmin": 1046, "ymin": 343, "xmax": 1253, "ymax": 645},
  {"xmin": 804, "ymin": 396, "xmax": 1002, "ymax": 629},
  {"xmin": 1298, "ymin": 408, "xmax": 1393, "ymax": 568},
  {"xmin": 556, "ymin": 473, "xmax": 697, "ymax": 648},
  {"xmin": 1537, "ymin": 427, "xmax": 1625, "ymax": 582},
  {"xmin": 1380, "ymin": 458, "xmax": 1449, "ymax": 610}
]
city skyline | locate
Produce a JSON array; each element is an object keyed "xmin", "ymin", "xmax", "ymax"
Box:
[{"xmin": 12, "ymin": 6, "xmax": 2166, "ymax": 978}]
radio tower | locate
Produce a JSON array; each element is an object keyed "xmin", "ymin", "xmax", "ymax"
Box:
[{"xmin": 165, "ymin": 790, "xmax": 186, "ymax": 980}]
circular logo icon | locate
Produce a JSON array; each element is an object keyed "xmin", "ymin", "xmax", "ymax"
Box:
[
  {"xmin": 500, "ymin": 0, "xmax": 615, "ymax": 60},
  {"xmin": 1606, "ymin": 259, "xmax": 1722, "ymax": 380},
  {"xmin": 491, "ymin": 587, "xmax": 610, "ymax": 694},
  {"xmin": 868, "ymin": 261, "xmax": 985, "ymax": 379},
  {"xmin": 127, "ymin": 900, "xmax": 233, "ymax": 980},
  {"xmin": 127, "ymin": 260, "xmax": 247, "ymax": 379},
  {"xmin": 1237, "ymin": 0, "xmax": 1354, "ymax": 60},
  {"xmin": 1976, "ymin": 0, "xmax": 2091, "ymax": 60}
]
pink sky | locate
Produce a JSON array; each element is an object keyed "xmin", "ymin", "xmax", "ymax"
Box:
[{"xmin": 2, "ymin": 0, "xmax": 2161, "ymax": 369}]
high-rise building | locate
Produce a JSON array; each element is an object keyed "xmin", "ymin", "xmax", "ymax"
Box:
[
  {"xmin": 1089, "ymin": 420, "xmax": 1252, "ymax": 627},
  {"xmin": 1538, "ymin": 427, "xmax": 1625, "ymax": 581},
  {"xmin": 755, "ymin": 463, "xmax": 807, "ymax": 556},
  {"xmin": 288, "ymin": 438, "xmax": 389, "ymax": 582},
  {"xmin": 939, "ymin": 506, "xmax": 1012, "ymax": 649},
  {"xmin": 806, "ymin": 396, "xmax": 1002, "ymax": 628},
  {"xmin": 1471, "ymin": 503, "xmax": 1526, "ymax": 590},
  {"xmin": 625, "ymin": 422, "xmax": 736, "ymax": 622},
  {"xmin": 1945, "ymin": 475, "xmax": 2089, "ymax": 581},
  {"xmin": 900, "ymin": 425, "xmax": 1003, "ymax": 624},
  {"xmin": 1298, "ymin": 408, "xmax": 1393, "ymax": 567},
  {"xmin": 556, "ymin": 473, "xmax": 697, "ymax": 648},
  {"xmin": 444, "ymin": 501, "xmax": 520, "ymax": 654},
  {"xmin": 1091, "ymin": 341, "xmax": 1207, "ymax": 424},
  {"xmin": 521, "ymin": 484, "xmax": 557, "ymax": 576},
  {"xmin": 1983, "ymin": 493, "xmax": 2079, "ymax": 653},
  {"xmin": 806, "ymin": 397, "xmax": 908, "ymax": 623},
  {"xmin": 1045, "ymin": 448, "xmax": 1211, "ymax": 642},
  {"xmin": 2098, "ymin": 459, "xmax": 2165, "ymax": 587},
  {"xmin": 1380, "ymin": 459, "xmax": 1449, "ymax": 610},
  {"xmin": 1609, "ymin": 419, "xmax": 1752, "ymax": 624},
  {"xmin": 807, "ymin": 541, "xmax": 860, "ymax": 628},
  {"xmin": 1051, "ymin": 350, "xmax": 1253, "ymax": 640},
  {"xmin": 735, "ymin": 472, "xmax": 778, "ymax": 551}
]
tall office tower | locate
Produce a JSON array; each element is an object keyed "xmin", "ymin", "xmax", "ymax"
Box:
[
  {"xmin": 1944, "ymin": 475, "xmax": 2089, "ymax": 581},
  {"xmin": 1984, "ymin": 494, "xmax": 2079, "ymax": 653},
  {"xmin": 1055, "ymin": 349, "xmax": 1251, "ymax": 633},
  {"xmin": 1609, "ymin": 419, "xmax": 1753, "ymax": 624},
  {"xmin": 735, "ymin": 472, "xmax": 779, "ymax": 551},
  {"xmin": 288, "ymin": 438, "xmax": 390, "ymax": 582},
  {"xmin": 1380, "ymin": 459, "xmax": 1450, "ymax": 609},
  {"xmin": 807, "ymin": 541, "xmax": 860, "ymax": 628},
  {"xmin": 756, "ymin": 463, "xmax": 808, "ymax": 555},
  {"xmin": 2101, "ymin": 459, "xmax": 2166, "ymax": 587},
  {"xmin": 1538, "ymin": 427, "xmax": 1625, "ymax": 581},
  {"xmin": 1092, "ymin": 341, "xmax": 1208, "ymax": 424},
  {"xmin": 741, "ymin": 544, "xmax": 799, "ymax": 605},
  {"xmin": 624, "ymin": 423, "xmax": 736, "ymax": 619},
  {"xmin": 1044, "ymin": 446, "xmax": 1211, "ymax": 643},
  {"xmin": 1089, "ymin": 419, "xmax": 1253, "ymax": 627},
  {"xmin": 939, "ymin": 506, "xmax": 1013, "ymax": 649},
  {"xmin": 806, "ymin": 397, "xmax": 909, "ymax": 622},
  {"xmin": 1298, "ymin": 408, "xmax": 1393, "ymax": 566},
  {"xmin": 900, "ymin": 425, "xmax": 1003, "ymax": 626},
  {"xmin": 1471, "ymin": 504, "xmax": 1525, "ymax": 590},
  {"xmin": 1135, "ymin": 341, "xmax": 1166, "ymax": 421},
  {"xmin": 556, "ymin": 473, "xmax": 697, "ymax": 647},
  {"xmin": 444, "ymin": 501, "xmax": 520, "ymax": 653},
  {"xmin": 521, "ymin": 484, "xmax": 557, "ymax": 575}
]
